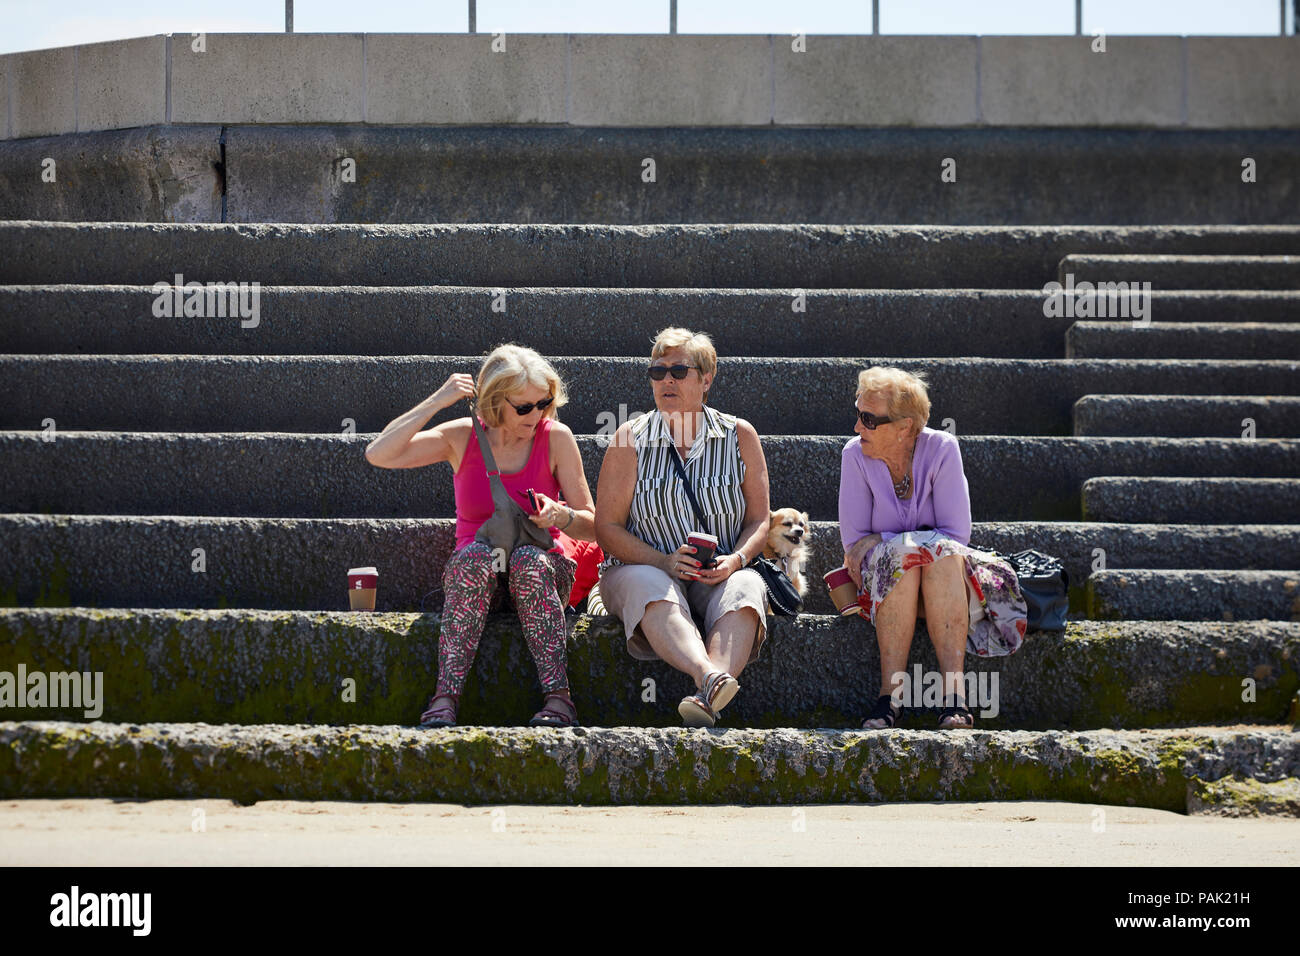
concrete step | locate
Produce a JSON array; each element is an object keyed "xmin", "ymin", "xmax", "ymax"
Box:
[
  {"xmin": 1060, "ymin": 254, "xmax": 1300, "ymax": 291},
  {"xmin": 6, "ymin": 287, "xmax": 1299, "ymax": 360},
  {"xmin": 1088, "ymin": 570, "xmax": 1300, "ymax": 622},
  {"xmin": 1083, "ymin": 477, "xmax": 1300, "ymax": 524},
  {"xmin": 1073, "ymin": 394, "xmax": 1300, "ymax": 438},
  {"xmin": 2, "ymin": 514, "xmax": 1296, "ymax": 616},
  {"xmin": 2, "ymin": 719, "xmax": 1295, "ymax": 813},
  {"xmin": 7, "ymin": 125, "xmax": 1300, "ymax": 226},
  {"xmin": 3, "ymin": 432, "xmax": 1298, "ymax": 523},
  {"xmin": 1065, "ymin": 322, "xmax": 1300, "ymax": 360},
  {"xmin": 4, "ymin": 222, "xmax": 1300, "ymax": 289},
  {"xmin": 2, "ymin": 608, "xmax": 1295, "ymax": 731},
  {"xmin": 0, "ymin": 286, "xmax": 1079, "ymax": 359},
  {"xmin": 221, "ymin": 126, "xmax": 1300, "ymax": 227},
  {"xmin": 3, "ymin": 355, "xmax": 1297, "ymax": 437}
]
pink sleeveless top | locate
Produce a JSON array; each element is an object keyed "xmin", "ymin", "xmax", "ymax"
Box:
[{"xmin": 453, "ymin": 415, "xmax": 563, "ymax": 552}]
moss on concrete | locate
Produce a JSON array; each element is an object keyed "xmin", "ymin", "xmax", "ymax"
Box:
[{"xmin": 2, "ymin": 722, "xmax": 1293, "ymax": 815}]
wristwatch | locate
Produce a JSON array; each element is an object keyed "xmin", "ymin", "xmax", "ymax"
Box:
[{"xmin": 558, "ymin": 506, "xmax": 575, "ymax": 531}]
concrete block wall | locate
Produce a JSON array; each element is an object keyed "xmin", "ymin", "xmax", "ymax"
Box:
[{"xmin": 2, "ymin": 33, "xmax": 1299, "ymax": 141}]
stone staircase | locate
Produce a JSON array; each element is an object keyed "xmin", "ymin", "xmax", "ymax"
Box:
[{"xmin": 2, "ymin": 172, "xmax": 1298, "ymax": 814}]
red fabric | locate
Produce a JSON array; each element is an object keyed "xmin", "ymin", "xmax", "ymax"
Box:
[{"xmin": 556, "ymin": 533, "xmax": 603, "ymax": 608}]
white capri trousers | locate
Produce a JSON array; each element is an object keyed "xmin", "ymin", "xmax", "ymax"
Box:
[{"xmin": 597, "ymin": 563, "xmax": 769, "ymax": 663}]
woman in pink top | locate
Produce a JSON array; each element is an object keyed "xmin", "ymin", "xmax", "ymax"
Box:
[
  {"xmin": 365, "ymin": 345, "xmax": 597, "ymax": 729},
  {"xmin": 838, "ymin": 367, "xmax": 1026, "ymax": 730}
]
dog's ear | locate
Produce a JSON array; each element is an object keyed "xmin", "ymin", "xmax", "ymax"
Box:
[{"xmin": 769, "ymin": 510, "xmax": 778, "ymax": 522}]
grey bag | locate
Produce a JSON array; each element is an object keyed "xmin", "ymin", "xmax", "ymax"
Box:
[{"xmin": 469, "ymin": 400, "xmax": 554, "ymax": 557}]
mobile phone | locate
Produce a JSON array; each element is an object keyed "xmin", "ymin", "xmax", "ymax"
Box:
[{"xmin": 525, "ymin": 488, "xmax": 540, "ymax": 513}]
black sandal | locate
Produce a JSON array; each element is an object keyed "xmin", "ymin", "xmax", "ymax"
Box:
[
  {"xmin": 861, "ymin": 694, "xmax": 901, "ymax": 729},
  {"xmin": 938, "ymin": 696, "xmax": 974, "ymax": 729}
]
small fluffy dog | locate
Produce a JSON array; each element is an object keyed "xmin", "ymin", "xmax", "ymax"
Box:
[{"xmin": 763, "ymin": 508, "xmax": 810, "ymax": 596}]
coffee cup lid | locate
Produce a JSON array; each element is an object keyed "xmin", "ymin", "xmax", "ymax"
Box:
[
  {"xmin": 348, "ymin": 566, "xmax": 378, "ymax": 575},
  {"xmin": 688, "ymin": 532, "xmax": 718, "ymax": 544}
]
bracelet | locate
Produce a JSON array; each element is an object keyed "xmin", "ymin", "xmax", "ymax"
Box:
[{"xmin": 558, "ymin": 506, "xmax": 575, "ymax": 531}]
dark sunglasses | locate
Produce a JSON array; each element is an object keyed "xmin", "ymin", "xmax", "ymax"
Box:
[
  {"xmin": 648, "ymin": 364, "xmax": 700, "ymax": 381},
  {"xmin": 508, "ymin": 395, "xmax": 555, "ymax": 415},
  {"xmin": 856, "ymin": 409, "xmax": 895, "ymax": 430}
]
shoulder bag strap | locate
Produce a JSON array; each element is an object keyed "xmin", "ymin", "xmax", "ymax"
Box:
[
  {"xmin": 666, "ymin": 442, "xmax": 710, "ymax": 536},
  {"xmin": 468, "ymin": 400, "xmax": 513, "ymax": 510}
]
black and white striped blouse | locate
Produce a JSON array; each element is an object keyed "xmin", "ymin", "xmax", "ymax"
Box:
[{"xmin": 601, "ymin": 404, "xmax": 748, "ymax": 570}]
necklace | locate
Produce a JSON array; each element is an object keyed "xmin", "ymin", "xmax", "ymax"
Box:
[{"xmin": 891, "ymin": 442, "xmax": 916, "ymax": 499}]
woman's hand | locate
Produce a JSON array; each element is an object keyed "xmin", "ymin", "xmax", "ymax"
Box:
[
  {"xmin": 430, "ymin": 373, "xmax": 477, "ymax": 408},
  {"xmin": 844, "ymin": 533, "xmax": 882, "ymax": 590},
  {"xmin": 662, "ymin": 543, "xmax": 707, "ymax": 581},
  {"xmin": 694, "ymin": 551, "xmax": 744, "ymax": 586},
  {"xmin": 527, "ymin": 491, "xmax": 570, "ymax": 530}
]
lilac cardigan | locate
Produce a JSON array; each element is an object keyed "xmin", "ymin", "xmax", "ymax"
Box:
[{"xmin": 838, "ymin": 427, "xmax": 972, "ymax": 557}]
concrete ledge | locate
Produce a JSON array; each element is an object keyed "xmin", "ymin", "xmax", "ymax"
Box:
[
  {"xmin": 773, "ymin": 36, "xmax": 977, "ymax": 126},
  {"xmin": 1, "ymin": 721, "xmax": 1295, "ymax": 812},
  {"xmin": 1187, "ymin": 38, "xmax": 1300, "ymax": 128},
  {"xmin": 0, "ymin": 126, "xmax": 223, "ymax": 222},
  {"xmin": 6, "ymin": 46, "xmax": 75, "ymax": 139},
  {"xmin": 1083, "ymin": 477, "xmax": 1300, "ymax": 524},
  {"xmin": 1060, "ymin": 254, "xmax": 1300, "ymax": 291},
  {"xmin": 3, "ymin": 35, "xmax": 1296, "ymax": 136},
  {"xmin": 1073, "ymin": 395, "xmax": 1300, "ymax": 439},
  {"xmin": 1065, "ymin": 322, "xmax": 1300, "ymax": 360},
  {"xmin": 1, "ymin": 514, "xmax": 1297, "ymax": 615},
  {"xmin": 365, "ymin": 34, "xmax": 566, "ymax": 125},
  {"xmin": 982, "ymin": 36, "xmax": 1182, "ymax": 127},
  {"xmin": 2, "ymin": 355, "xmax": 1297, "ymax": 438},
  {"xmin": 1, "ymin": 57, "xmax": 9, "ymax": 140},
  {"xmin": 6, "ymin": 222, "xmax": 1300, "ymax": 288},
  {"xmin": 74, "ymin": 37, "xmax": 166, "ymax": 133},
  {"xmin": 570, "ymin": 35, "xmax": 769, "ymax": 126},
  {"xmin": 1, "ymin": 610, "xmax": 1296, "ymax": 730},
  {"xmin": 1089, "ymin": 570, "xmax": 1300, "ymax": 622},
  {"xmin": 171, "ymin": 34, "xmax": 364, "ymax": 124}
]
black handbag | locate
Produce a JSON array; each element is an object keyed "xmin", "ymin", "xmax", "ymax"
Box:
[
  {"xmin": 1004, "ymin": 549, "xmax": 1069, "ymax": 631},
  {"xmin": 666, "ymin": 445, "xmax": 803, "ymax": 617}
]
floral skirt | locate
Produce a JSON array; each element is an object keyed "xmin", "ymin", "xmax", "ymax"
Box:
[{"xmin": 858, "ymin": 530, "xmax": 1028, "ymax": 657}]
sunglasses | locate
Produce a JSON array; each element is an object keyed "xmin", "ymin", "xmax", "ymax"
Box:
[
  {"xmin": 648, "ymin": 364, "xmax": 700, "ymax": 381},
  {"xmin": 856, "ymin": 409, "xmax": 896, "ymax": 430},
  {"xmin": 507, "ymin": 395, "xmax": 555, "ymax": 416}
]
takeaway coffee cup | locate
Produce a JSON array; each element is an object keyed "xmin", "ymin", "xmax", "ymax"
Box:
[
  {"xmin": 823, "ymin": 567, "xmax": 860, "ymax": 616},
  {"xmin": 686, "ymin": 532, "xmax": 719, "ymax": 572},
  {"xmin": 348, "ymin": 566, "xmax": 378, "ymax": 611}
]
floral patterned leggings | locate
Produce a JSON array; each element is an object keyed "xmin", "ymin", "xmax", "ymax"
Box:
[{"xmin": 436, "ymin": 542, "xmax": 577, "ymax": 697}]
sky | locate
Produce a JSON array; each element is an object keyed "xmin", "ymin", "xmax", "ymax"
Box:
[{"xmin": 0, "ymin": 0, "xmax": 1291, "ymax": 56}]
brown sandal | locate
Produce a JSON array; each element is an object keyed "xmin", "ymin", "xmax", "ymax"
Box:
[
  {"xmin": 529, "ymin": 692, "xmax": 579, "ymax": 728},
  {"xmin": 418, "ymin": 693, "xmax": 458, "ymax": 728}
]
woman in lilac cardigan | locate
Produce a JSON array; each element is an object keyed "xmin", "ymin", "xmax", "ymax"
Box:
[{"xmin": 838, "ymin": 367, "xmax": 1026, "ymax": 730}]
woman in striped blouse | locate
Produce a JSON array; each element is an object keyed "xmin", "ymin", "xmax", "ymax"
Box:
[{"xmin": 595, "ymin": 328, "xmax": 772, "ymax": 727}]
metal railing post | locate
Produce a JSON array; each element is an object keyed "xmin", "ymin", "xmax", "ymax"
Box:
[
  {"xmin": 670, "ymin": 0, "xmax": 677, "ymax": 35},
  {"xmin": 285, "ymin": 0, "xmax": 293, "ymax": 33},
  {"xmin": 470, "ymin": 0, "xmax": 476, "ymax": 34}
]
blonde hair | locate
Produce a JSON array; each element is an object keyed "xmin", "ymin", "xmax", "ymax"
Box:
[
  {"xmin": 855, "ymin": 366, "xmax": 931, "ymax": 437},
  {"xmin": 475, "ymin": 344, "xmax": 568, "ymax": 427},
  {"xmin": 650, "ymin": 327, "xmax": 717, "ymax": 379}
]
